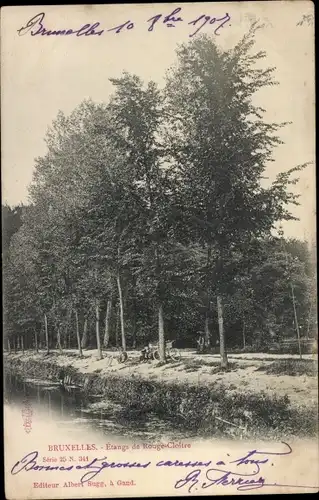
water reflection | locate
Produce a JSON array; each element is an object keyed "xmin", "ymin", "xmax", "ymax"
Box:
[{"xmin": 5, "ymin": 372, "xmax": 191, "ymax": 441}]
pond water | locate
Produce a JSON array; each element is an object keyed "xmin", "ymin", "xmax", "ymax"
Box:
[{"xmin": 4, "ymin": 371, "xmax": 194, "ymax": 442}]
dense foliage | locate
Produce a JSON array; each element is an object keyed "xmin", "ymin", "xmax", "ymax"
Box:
[{"xmin": 3, "ymin": 28, "xmax": 315, "ymax": 362}]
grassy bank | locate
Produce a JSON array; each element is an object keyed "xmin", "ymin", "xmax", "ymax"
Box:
[{"xmin": 4, "ymin": 352, "xmax": 318, "ymax": 440}]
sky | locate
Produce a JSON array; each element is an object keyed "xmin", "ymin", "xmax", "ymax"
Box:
[{"xmin": 1, "ymin": 2, "xmax": 316, "ymax": 241}]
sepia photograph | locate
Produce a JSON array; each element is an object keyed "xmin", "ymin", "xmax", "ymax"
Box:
[{"xmin": 1, "ymin": 2, "xmax": 317, "ymax": 498}]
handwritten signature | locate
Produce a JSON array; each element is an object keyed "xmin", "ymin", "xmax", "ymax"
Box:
[
  {"xmin": 174, "ymin": 443, "xmax": 318, "ymax": 493},
  {"xmin": 10, "ymin": 443, "xmax": 319, "ymax": 491},
  {"xmin": 17, "ymin": 9, "xmax": 231, "ymax": 39}
]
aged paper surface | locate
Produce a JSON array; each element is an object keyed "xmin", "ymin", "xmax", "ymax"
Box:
[{"xmin": 1, "ymin": 2, "xmax": 318, "ymax": 499}]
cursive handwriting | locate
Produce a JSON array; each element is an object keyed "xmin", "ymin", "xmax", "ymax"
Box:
[
  {"xmin": 17, "ymin": 8, "xmax": 231, "ymax": 38},
  {"xmin": 17, "ymin": 12, "xmax": 104, "ymax": 37},
  {"xmin": 11, "ymin": 451, "xmax": 151, "ymax": 483},
  {"xmin": 175, "ymin": 468, "xmax": 266, "ymax": 492},
  {"xmin": 175, "ymin": 467, "xmax": 319, "ymax": 493},
  {"xmin": 174, "ymin": 443, "xmax": 319, "ymax": 493},
  {"xmin": 157, "ymin": 459, "xmax": 212, "ymax": 467},
  {"xmin": 188, "ymin": 13, "xmax": 231, "ymax": 37},
  {"xmin": 11, "ymin": 444, "xmax": 318, "ymax": 491},
  {"xmin": 228, "ymin": 442, "xmax": 293, "ymax": 473},
  {"xmin": 147, "ymin": 7, "xmax": 183, "ymax": 32}
]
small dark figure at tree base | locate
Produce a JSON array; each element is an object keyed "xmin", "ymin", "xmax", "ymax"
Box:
[
  {"xmin": 139, "ymin": 345, "xmax": 151, "ymax": 362},
  {"xmin": 197, "ymin": 333, "xmax": 205, "ymax": 353},
  {"xmin": 58, "ymin": 368, "xmax": 65, "ymax": 386}
]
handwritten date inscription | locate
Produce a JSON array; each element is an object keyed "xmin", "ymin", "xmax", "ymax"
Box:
[{"xmin": 17, "ymin": 8, "xmax": 231, "ymax": 39}]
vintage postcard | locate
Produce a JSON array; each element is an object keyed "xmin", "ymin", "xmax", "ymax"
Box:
[{"xmin": 1, "ymin": 2, "xmax": 318, "ymax": 499}]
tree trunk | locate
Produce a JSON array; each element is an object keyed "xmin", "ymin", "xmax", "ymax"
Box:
[
  {"xmin": 103, "ymin": 298, "xmax": 112, "ymax": 348},
  {"xmin": 81, "ymin": 317, "xmax": 88, "ymax": 349},
  {"xmin": 158, "ymin": 302, "xmax": 165, "ymax": 361},
  {"xmin": 57, "ymin": 326, "xmax": 63, "ymax": 354},
  {"xmin": 204, "ymin": 244, "xmax": 212, "ymax": 348},
  {"xmin": 95, "ymin": 300, "xmax": 103, "ymax": 360},
  {"xmin": 242, "ymin": 318, "xmax": 246, "ymax": 349},
  {"xmin": 290, "ymin": 283, "xmax": 302, "ymax": 360},
  {"xmin": 44, "ymin": 314, "xmax": 49, "ymax": 354},
  {"xmin": 14, "ymin": 337, "xmax": 17, "ymax": 354},
  {"xmin": 115, "ymin": 305, "xmax": 119, "ymax": 347},
  {"xmin": 217, "ymin": 295, "xmax": 228, "ymax": 368},
  {"xmin": 204, "ymin": 314, "xmax": 211, "ymax": 349},
  {"xmin": 34, "ymin": 331, "xmax": 38, "ymax": 353},
  {"xmin": 155, "ymin": 246, "xmax": 165, "ymax": 362},
  {"xmin": 306, "ymin": 296, "xmax": 313, "ymax": 340},
  {"xmin": 132, "ymin": 302, "xmax": 137, "ymax": 349},
  {"xmin": 131, "ymin": 276, "xmax": 137, "ymax": 349},
  {"xmin": 17, "ymin": 336, "xmax": 20, "ymax": 350},
  {"xmin": 75, "ymin": 310, "xmax": 83, "ymax": 357},
  {"xmin": 21, "ymin": 336, "xmax": 24, "ymax": 354},
  {"xmin": 8, "ymin": 338, "xmax": 11, "ymax": 354},
  {"xmin": 63, "ymin": 306, "xmax": 72, "ymax": 349},
  {"xmin": 117, "ymin": 273, "xmax": 126, "ymax": 351}
]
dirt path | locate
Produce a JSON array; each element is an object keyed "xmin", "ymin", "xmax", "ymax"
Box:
[{"xmin": 5, "ymin": 349, "xmax": 317, "ymax": 409}]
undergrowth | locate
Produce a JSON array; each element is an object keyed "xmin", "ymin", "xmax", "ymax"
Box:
[
  {"xmin": 256, "ymin": 359, "xmax": 317, "ymax": 377},
  {"xmin": 5, "ymin": 354, "xmax": 318, "ymax": 439}
]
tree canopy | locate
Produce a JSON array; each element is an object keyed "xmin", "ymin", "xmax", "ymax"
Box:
[{"xmin": 3, "ymin": 27, "xmax": 315, "ymax": 362}]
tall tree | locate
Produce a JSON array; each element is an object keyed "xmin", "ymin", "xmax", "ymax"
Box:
[
  {"xmin": 164, "ymin": 26, "xmax": 307, "ymax": 367},
  {"xmin": 106, "ymin": 73, "xmax": 171, "ymax": 360}
]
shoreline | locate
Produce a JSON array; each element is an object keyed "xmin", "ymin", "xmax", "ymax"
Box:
[
  {"xmin": 4, "ymin": 350, "xmax": 318, "ymax": 440},
  {"xmin": 3, "ymin": 348, "xmax": 317, "ymax": 403}
]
